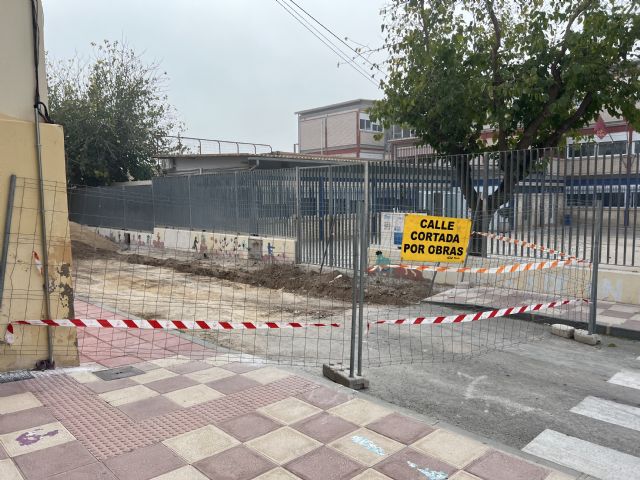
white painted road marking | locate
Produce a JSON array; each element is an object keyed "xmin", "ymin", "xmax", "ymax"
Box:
[
  {"xmin": 570, "ymin": 396, "xmax": 640, "ymax": 433},
  {"xmin": 608, "ymin": 370, "xmax": 640, "ymax": 391},
  {"xmin": 457, "ymin": 372, "xmax": 534, "ymax": 415},
  {"xmin": 523, "ymin": 429, "xmax": 640, "ymax": 480}
]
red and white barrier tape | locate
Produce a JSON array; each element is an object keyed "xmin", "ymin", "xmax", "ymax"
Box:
[
  {"xmin": 368, "ymin": 257, "xmax": 581, "ymax": 275},
  {"xmin": 472, "ymin": 231, "xmax": 588, "ymax": 263},
  {"xmin": 370, "ymin": 232, "xmax": 589, "ymax": 274},
  {"xmin": 32, "ymin": 251, "xmax": 43, "ymax": 275},
  {"xmin": 368, "ymin": 298, "xmax": 588, "ymax": 328},
  {"xmin": 4, "ymin": 319, "xmax": 340, "ymax": 344}
]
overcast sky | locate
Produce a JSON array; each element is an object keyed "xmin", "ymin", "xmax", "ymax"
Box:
[{"xmin": 42, "ymin": 0, "xmax": 386, "ymax": 152}]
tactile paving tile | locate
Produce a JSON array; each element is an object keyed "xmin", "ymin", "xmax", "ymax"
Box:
[{"xmin": 22, "ymin": 370, "xmax": 320, "ymax": 461}]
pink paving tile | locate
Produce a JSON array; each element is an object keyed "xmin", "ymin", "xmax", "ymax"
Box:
[
  {"xmin": 284, "ymin": 446, "xmax": 363, "ymax": 480},
  {"xmin": 118, "ymin": 395, "xmax": 182, "ymax": 421},
  {"xmin": 0, "ymin": 406, "xmax": 57, "ymax": 434},
  {"xmin": 297, "ymin": 386, "xmax": 351, "ymax": 410},
  {"xmin": 0, "ymin": 381, "xmax": 27, "ymax": 397},
  {"xmin": 146, "ymin": 375, "xmax": 199, "ymax": 394},
  {"xmin": 97, "ymin": 355, "xmax": 147, "ymax": 368},
  {"xmin": 292, "ymin": 412, "xmax": 359, "ymax": 444},
  {"xmin": 167, "ymin": 345, "xmax": 209, "ymax": 355},
  {"xmin": 46, "ymin": 462, "xmax": 118, "ymax": 480},
  {"xmin": 84, "ymin": 377, "xmax": 138, "ymax": 394},
  {"xmin": 217, "ymin": 412, "xmax": 282, "ymax": 442},
  {"xmin": 220, "ymin": 362, "xmax": 264, "ymax": 374},
  {"xmin": 165, "ymin": 361, "xmax": 211, "ymax": 374},
  {"xmin": 366, "ymin": 413, "xmax": 435, "ymax": 444},
  {"xmin": 206, "ymin": 375, "xmax": 261, "ymax": 395},
  {"xmin": 132, "ymin": 362, "xmax": 162, "ymax": 372},
  {"xmin": 13, "ymin": 441, "xmax": 96, "ymax": 480},
  {"xmin": 374, "ymin": 448, "xmax": 458, "ymax": 480},
  {"xmin": 103, "ymin": 443, "xmax": 186, "ymax": 480},
  {"xmin": 465, "ymin": 451, "xmax": 549, "ymax": 480},
  {"xmin": 193, "ymin": 445, "xmax": 275, "ymax": 480}
]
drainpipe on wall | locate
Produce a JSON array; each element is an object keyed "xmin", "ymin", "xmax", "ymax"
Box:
[{"xmin": 31, "ymin": 0, "xmax": 55, "ymax": 368}]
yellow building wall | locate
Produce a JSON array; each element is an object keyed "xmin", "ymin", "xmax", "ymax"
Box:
[{"xmin": 0, "ymin": 114, "xmax": 78, "ymax": 370}]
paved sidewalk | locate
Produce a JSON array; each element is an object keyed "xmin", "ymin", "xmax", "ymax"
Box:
[{"xmin": 0, "ymin": 357, "xmax": 579, "ymax": 480}]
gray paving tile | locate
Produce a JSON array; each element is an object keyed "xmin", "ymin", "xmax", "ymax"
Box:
[
  {"xmin": 118, "ymin": 395, "xmax": 182, "ymax": 421},
  {"xmin": 293, "ymin": 412, "xmax": 358, "ymax": 443},
  {"xmin": 366, "ymin": 413, "xmax": 435, "ymax": 445},
  {"xmin": 13, "ymin": 441, "xmax": 96, "ymax": 480},
  {"xmin": 46, "ymin": 462, "xmax": 118, "ymax": 480},
  {"xmin": 466, "ymin": 451, "xmax": 548, "ymax": 480},
  {"xmin": 285, "ymin": 446, "xmax": 363, "ymax": 480},
  {"xmin": 206, "ymin": 375, "xmax": 261, "ymax": 395},
  {"xmin": 297, "ymin": 387, "xmax": 351, "ymax": 410},
  {"xmin": 218, "ymin": 412, "xmax": 282, "ymax": 442},
  {"xmin": 145, "ymin": 375, "xmax": 199, "ymax": 394},
  {"xmin": 194, "ymin": 445, "xmax": 275, "ymax": 480},
  {"xmin": 374, "ymin": 447, "xmax": 457, "ymax": 480},
  {"xmin": 104, "ymin": 443, "xmax": 186, "ymax": 480},
  {"xmin": 0, "ymin": 406, "xmax": 57, "ymax": 434}
]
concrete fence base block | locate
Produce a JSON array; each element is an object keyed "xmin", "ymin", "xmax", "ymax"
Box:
[
  {"xmin": 323, "ymin": 363, "xmax": 369, "ymax": 390},
  {"xmin": 574, "ymin": 329, "xmax": 601, "ymax": 346},
  {"xmin": 551, "ymin": 324, "xmax": 575, "ymax": 339}
]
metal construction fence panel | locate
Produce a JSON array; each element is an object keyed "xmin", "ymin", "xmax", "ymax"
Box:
[
  {"xmin": 3, "ymin": 162, "xmax": 603, "ymax": 371},
  {"xmin": 66, "ymin": 145, "xmax": 640, "ymax": 269}
]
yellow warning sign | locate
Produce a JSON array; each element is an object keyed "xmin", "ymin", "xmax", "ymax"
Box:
[{"xmin": 401, "ymin": 214, "xmax": 472, "ymax": 263}]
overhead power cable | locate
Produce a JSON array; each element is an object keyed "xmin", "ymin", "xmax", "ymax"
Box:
[
  {"xmin": 284, "ymin": 0, "xmax": 387, "ymax": 78},
  {"xmin": 273, "ymin": 0, "xmax": 379, "ymax": 86}
]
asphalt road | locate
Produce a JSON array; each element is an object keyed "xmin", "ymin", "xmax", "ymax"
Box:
[{"xmin": 295, "ymin": 325, "xmax": 640, "ymax": 460}]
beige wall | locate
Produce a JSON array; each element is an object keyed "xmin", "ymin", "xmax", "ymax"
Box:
[
  {"xmin": 326, "ymin": 111, "xmax": 357, "ymax": 148},
  {"xmin": 299, "ymin": 111, "xmax": 358, "ymax": 153},
  {"xmin": 0, "ymin": 1, "xmax": 77, "ymax": 370},
  {"xmin": 0, "ymin": 0, "xmax": 48, "ymax": 123},
  {"xmin": 0, "ymin": 116, "xmax": 78, "ymax": 370},
  {"xmin": 300, "ymin": 117, "xmax": 323, "ymax": 151}
]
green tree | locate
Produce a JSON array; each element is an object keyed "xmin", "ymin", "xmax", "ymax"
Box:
[
  {"xmin": 48, "ymin": 40, "xmax": 180, "ymax": 186},
  {"xmin": 371, "ymin": 0, "xmax": 640, "ymax": 216}
]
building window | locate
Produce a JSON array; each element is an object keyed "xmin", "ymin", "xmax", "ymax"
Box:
[
  {"xmin": 359, "ymin": 118, "xmax": 382, "ymax": 133},
  {"xmin": 569, "ymin": 141, "xmax": 629, "ymax": 158},
  {"xmin": 390, "ymin": 125, "xmax": 416, "ymax": 139}
]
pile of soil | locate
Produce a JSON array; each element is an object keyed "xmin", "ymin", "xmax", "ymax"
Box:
[
  {"xmin": 70, "ymin": 222, "xmax": 120, "ymax": 257},
  {"xmin": 122, "ymin": 254, "xmax": 432, "ymax": 306},
  {"xmin": 70, "ymin": 232, "xmax": 435, "ymax": 306}
]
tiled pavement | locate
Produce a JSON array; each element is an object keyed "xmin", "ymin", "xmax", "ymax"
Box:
[
  {"xmin": 0, "ymin": 359, "xmax": 578, "ymax": 480},
  {"xmin": 429, "ymin": 286, "xmax": 640, "ymax": 337}
]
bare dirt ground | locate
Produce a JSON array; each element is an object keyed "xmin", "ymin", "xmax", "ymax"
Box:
[
  {"xmin": 69, "ymin": 224, "xmax": 540, "ymax": 366},
  {"xmin": 69, "ymin": 224, "xmax": 437, "ymax": 364}
]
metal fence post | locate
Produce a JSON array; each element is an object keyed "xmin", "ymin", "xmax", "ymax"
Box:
[
  {"xmin": 187, "ymin": 175, "xmax": 193, "ymax": 230},
  {"xmin": 295, "ymin": 168, "xmax": 301, "ymax": 264},
  {"xmin": 349, "ymin": 201, "xmax": 360, "ymax": 378},
  {"xmin": 122, "ymin": 185, "xmax": 127, "ymax": 231},
  {"xmin": 589, "ymin": 198, "xmax": 603, "ymax": 334},
  {"xmin": 0, "ymin": 175, "xmax": 17, "ymax": 308},
  {"xmin": 357, "ymin": 162, "xmax": 369, "ymax": 376},
  {"xmin": 482, "ymin": 152, "xmax": 489, "ymax": 256},
  {"xmin": 234, "ymin": 172, "xmax": 240, "ymax": 232}
]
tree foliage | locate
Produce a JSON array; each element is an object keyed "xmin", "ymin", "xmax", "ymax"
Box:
[
  {"xmin": 371, "ymin": 0, "xmax": 640, "ymax": 227},
  {"xmin": 48, "ymin": 40, "xmax": 180, "ymax": 186},
  {"xmin": 372, "ymin": 0, "xmax": 640, "ymax": 154}
]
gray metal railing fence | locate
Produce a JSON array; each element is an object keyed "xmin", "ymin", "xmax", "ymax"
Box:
[{"xmin": 68, "ymin": 144, "xmax": 640, "ymax": 267}]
